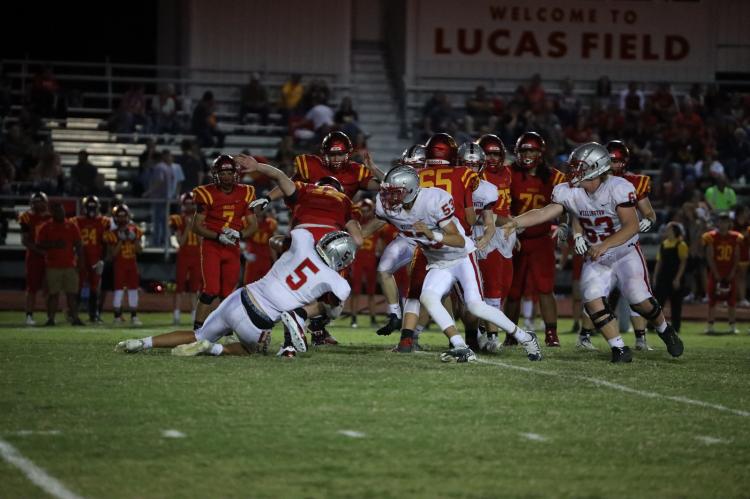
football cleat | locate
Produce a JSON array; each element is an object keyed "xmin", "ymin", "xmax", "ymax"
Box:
[
  {"xmin": 502, "ymin": 333, "xmax": 518, "ymax": 346},
  {"xmin": 610, "ymin": 346, "xmax": 633, "ymax": 363},
  {"xmin": 310, "ymin": 328, "xmax": 338, "ymax": 346},
  {"xmin": 520, "ymin": 331, "xmax": 543, "ymax": 361},
  {"xmin": 477, "ymin": 330, "xmax": 489, "ymax": 351},
  {"xmin": 376, "ymin": 313, "xmax": 402, "ymax": 336},
  {"xmin": 113, "ymin": 316, "xmax": 125, "ymax": 325},
  {"xmin": 439, "ymin": 346, "xmax": 477, "ymax": 363},
  {"xmin": 704, "ymin": 323, "xmax": 714, "ymax": 334},
  {"xmin": 114, "ymin": 339, "xmax": 145, "ymax": 353},
  {"xmin": 172, "ymin": 339, "xmax": 212, "ymax": 357},
  {"xmin": 131, "ymin": 316, "xmax": 143, "ymax": 327},
  {"xmin": 484, "ymin": 333, "xmax": 502, "ymax": 353},
  {"xmin": 280, "ymin": 311, "xmax": 308, "ymax": 353},
  {"xmin": 276, "ymin": 346, "xmax": 297, "ymax": 358},
  {"xmin": 657, "ymin": 325, "xmax": 684, "ymax": 357},
  {"xmin": 391, "ymin": 337, "xmax": 414, "ymax": 353},
  {"xmin": 25, "ymin": 315, "xmax": 36, "ymax": 326},
  {"xmin": 576, "ymin": 334, "xmax": 598, "ymax": 351},
  {"xmin": 729, "ymin": 323, "xmax": 739, "ymax": 335},
  {"xmin": 634, "ymin": 336, "xmax": 653, "ymax": 351},
  {"xmin": 544, "ymin": 330, "xmax": 560, "ymax": 347},
  {"xmin": 350, "ymin": 319, "xmax": 358, "ymax": 329}
]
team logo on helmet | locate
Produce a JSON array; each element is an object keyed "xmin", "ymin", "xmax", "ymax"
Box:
[
  {"xmin": 315, "ymin": 231, "xmax": 357, "ymax": 271},
  {"xmin": 321, "ymin": 131, "xmax": 353, "ymax": 171},
  {"xmin": 400, "ymin": 144, "xmax": 427, "ymax": 169},
  {"xmin": 458, "ymin": 142, "xmax": 486, "ymax": 172}
]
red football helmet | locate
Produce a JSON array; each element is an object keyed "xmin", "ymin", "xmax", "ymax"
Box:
[
  {"xmin": 514, "ymin": 131, "xmax": 546, "ymax": 169},
  {"xmin": 180, "ymin": 192, "xmax": 197, "ymax": 214},
  {"xmin": 424, "ymin": 133, "xmax": 458, "ymax": 166},
  {"xmin": 81, "ymin": 195, "xmax": 100, "ymax": 217},
  {"xmin": 30, "ymin": 191, "xmax": 49, "ymax": 212},
  {"xmin": 315, "ymin": 176, "xmax": 344, "ymax": 193},
  {"xmin": 211, "ymin": 154, "xmax": 239, "ymax": 185},
  {"xmin": 113, "ymin": 204, "xmax": 131, "ymax": 227},
  {"xmin": 606, "ymin": 140, "xmax": 630, "ymax": 176},
  {"xmin": 477, "ymin": 134, "xmax": 506, "ymax": 169},
  {"xmin": 321, "ymin": 131, "xmax": 352, "ymax": 171}
]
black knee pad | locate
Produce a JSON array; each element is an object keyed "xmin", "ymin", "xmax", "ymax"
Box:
[
  {"xmin": 198, "ymin": 293, "xmax": 216, "ymax": 305},
  {"xmin": 632, "ymin": 297, "xmax": 661, "ymax": 321},
  {"xmin": 586, "ymin": 299, "xmax": 616, "ymax": 330}
]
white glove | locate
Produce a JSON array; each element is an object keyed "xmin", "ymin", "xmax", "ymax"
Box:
[
  {"xmin": 556, "ymin": 223, "xmax": 570, "ymax": 245},
  {"xmin": 92, "ymin": 260, "xmax": 104, "ymax": 275},
  {"xmin": 249, "ymin": 197, "xmax": 270, "ymax": 210},
  {"xmin": 639, "ymin": 218, "xmax": 654, "ymax": 232},
  {"xmin": 218, "ymin": 233, "xmax": 236, "ymax": 246},
  {"xmin": 222, "ymin": 227, "xmax": 241, "ymax": 240},
  {"xmin": 574, "ymin": 233, "xmax": 588, "ymax": 256},
  {"xmin": 243, "ymin": 252, "xmax": 257, "ymax": 263}
]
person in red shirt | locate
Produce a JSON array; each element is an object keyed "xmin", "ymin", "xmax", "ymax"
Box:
[
  {"xmin": 73, "ymin": 195, "xmax": 110, "ymax": 323},
  {"xmin": 103, "ymin": 205, "xmax": 144, "ymax": 325},
  {"xmin": 36, "ymin": 202, "xmax": 84, "ymax": 326},
  {"xmin": 242, "ymin": 208, "xmax": 278, "ymax": 285},
  {"xmin": 506, "ymin": 131, "xmax": 566, "ymax": 347},
  {"xmin": 191, "ymin": 154, "xmax": 258, "ymax": 330},
  {"xmin": 702, "ymin": 213, "xmax": 743, "ymax": 333},
  {"xmin": 170, "ymin": 192, "xmax": 202, "ymax": 325},
  {"xmin": 348, "ymin": 198, "xmax": 380, "ymax": 328},
  {"xmin": 19, "ymin": 192, "xmax": 51, "ymax": 325}
]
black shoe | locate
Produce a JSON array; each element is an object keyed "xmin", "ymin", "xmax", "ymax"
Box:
[
  {"xmin": 657, "ymin": 325, "xmax": 684, "ymax": 357},
  {"xmin": 376, "ymin": 314, "xmax": 402, "ymax": 336},
  {"xmin": 311, "ymin": 327, "xmax": 338, "ymax": 346},
  {"xmin": 611, "ymin": 346, "xmax": 633, "ymax": 363},
  {"xmin": 71, "ymin": 317, "xmax": 84, "ymax": 326},
  {"xmin": 44, "ymin": 319, "xmax": 56, "ymax": 327},
  {"xmin": 439, "ymin": 347, "xmax": 477, "ymax": 363}
]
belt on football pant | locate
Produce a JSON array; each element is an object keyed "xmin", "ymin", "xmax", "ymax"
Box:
[{"xmin": 240, "ymin": 289, "xmax": 275, "ymax": 330}]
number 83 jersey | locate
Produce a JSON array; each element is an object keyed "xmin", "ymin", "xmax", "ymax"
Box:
[
  {"xmin": 552, "ymin": 176, "xmax": 639, "ymax": 253},
  {"xmin": 247, "ymin": 229, "xmax": 351, "ymax": 322}
]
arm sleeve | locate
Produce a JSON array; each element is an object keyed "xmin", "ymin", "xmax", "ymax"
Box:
[{"xmin": 614, "ymin": 181, "xmax": 637, "ymax": 208}]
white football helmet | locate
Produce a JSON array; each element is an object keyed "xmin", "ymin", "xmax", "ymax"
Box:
[
  {"xmin": 567, "ymin": 142, "xmax": 611, "ymax": 186},
  {"xmin": 457, "ymin": 142, "xmax": 486, "ymax": 172},
  {"xmin": 400, "ymin": 144, "xmax": 426, "ymax": 169},
  {"xmin": 380, "ymin": 166, "xmax": 420, "ymax": 212},
  {"xmin": 315, "ymin": 231, "xmax": 357, "ymax": 271}
]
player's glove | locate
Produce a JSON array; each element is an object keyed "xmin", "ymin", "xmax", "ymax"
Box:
[
  {"xmin": 574, "ymin": 233, "xmax": 588, "ymax": 256},
  {"xmin": 92, "ymin": 260, "xmax": 104, "ymax": 275},
  {"xmin": 218, "ymin": 233, "xmax": 236, "ymax": 246},
  {"xmin": 127, "ymin": 229, "xmax": 137, "ymax": 241},
  {"xmin": 249, "ymin": 197, "xmax": 270, "ymax": 210},
  {"xmin": 639, "ymin": 218, "xmax": 654, "ymax": 232},
  {"xmin": 556, "ymin": 222, "xmax": 570, "ymax": 245},
  {"xmin": 243, "ymin": 252, "xmax": 256, "ymax": 263},
  {"xmin": 221, "ymin": 227, "xmax": 241, "ymax": 245}
]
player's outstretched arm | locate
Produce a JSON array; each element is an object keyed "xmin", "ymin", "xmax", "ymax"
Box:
[
  {"xmin": 236, "ymin": 154, "xmax": 297, "ymax": 198},
  {"xmin": 637, "ymin": 196, "xmax": 657, "ymax": 231},
  {"xmin": 502, "ymin": 203, "xmax": 564, "ymax": 237},
  {"xmin": 345, "ymin": 219, "xmax": 364, "ymax": 247}
]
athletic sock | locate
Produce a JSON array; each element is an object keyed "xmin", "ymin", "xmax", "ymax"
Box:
[
  {"xmin": 142, "ymin": 336, "xmax": 153, "ymax": 349},
  {"xmin": 634, "ymin": 329, "xmax": 646, "ymax": 338},
  {"xmin": 655, "ymin": 321, "xmax": 668, "ymax": 333},
  {"xmin": 388, "ymin": 303, "xmax": 402, "ymax": 318},
  {"xmin": 512, "ymin": 327, "xmax": 532, "ymax": 343},
  {"xmin": 208, "ymin": 343, "xmax": 224, "ymax": 356},
  {"xmin": 449, "ymin": 335, "xmax": 467, "ymax": 349},
  {"xmin": 607, "ymin": 336, "xmax": 626, "ymax": 348}
]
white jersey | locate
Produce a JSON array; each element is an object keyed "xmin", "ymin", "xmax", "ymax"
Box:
[
  {"xmin": 247, "ymin": 229, "xmax": 351, "ymax": 321},
  {"xmin": 471, "ymin": 179, "xmax": 515, "ymax": 259},
  {"xmin": 375, "ymin": 187, "xmax": 474, "ymax": 268},
  {"xmin": 552, "ymin": 176, "xmax": 638, "ymax": 257}
]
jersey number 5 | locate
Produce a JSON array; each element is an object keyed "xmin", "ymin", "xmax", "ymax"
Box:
[{"xmin": 285, "ymin": 258, "xmax": 320, "ymax": 290}]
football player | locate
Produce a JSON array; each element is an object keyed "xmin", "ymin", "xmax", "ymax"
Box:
[
  {"xmin": 505, "ymin": 132, "xmax": 566, "ymax": 347},
  {"xmin": 191, "ymin": 154, "xmax": 258, "ymax": 330},
  {"xmin": 242, "ymin": 207, "xmax": 278, "ymax": 285},
  {"xmin": 368, "ymin": 166, "xmax": 542, "ymax": 362},
  {"xmin": 348, "ymin": 198, "xmax": 380, "ymax": 328},
  {"xmin": 103, "ymin": 205, "xmax": 143, "ymax": 325},
  {"xmin": 19, "ymin": 192, "xmax": 51, "ymax": 325},
  {"xmin": 702, "ymin": 212, "xmax": 743, "ymax": 333},
  {"xmin": 73, "ymin": 195, "xmax": 110, "ymax": 323},
  {"xmin": 502, "ymin": 142, "xmax": 684, "ymax": 362},
  {"xmin": 169, "ymin": 193, "xmax": 202, "ymax": 325},
  {"xmin": 115, "ymin": 230, "xmax": 356, "ymax": 357}
]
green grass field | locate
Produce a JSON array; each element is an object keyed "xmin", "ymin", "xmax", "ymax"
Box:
[{"xmin": 1, "ymin": 311, "xmax": 749, "ymax": 498}]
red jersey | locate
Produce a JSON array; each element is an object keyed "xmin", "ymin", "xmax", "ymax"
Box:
[
  {"xmin": 293, "ymin": 154, "xmax": 372, "ymax": 199},
  {"xmin": 169, "ymin": 214, "xmax": 201, "ymax": 261},
  {"xmin": 287, "ymin": 181, "xmax": 353, "ymax": 230},
  {"xmin": 73, "ymin": 215, "xmax": 110, "ymax": 262},
  {"xmin": 482, "ymin": 165, "xmax": 512, "ymax": 218},
  {"xmin": 621, "ymin": 172, "xmax": 651, "ymax": 201},
  {"xmin": 418, "ymin": 165, "xmax": 478, "ymax": 233},
  {"xmin": 37, "ymin": 220, "xmax": 81, "ymax": 268},
  {"xmin": 509, "ymin": 165, "xmax": 566, "ymax": 239},
  {"xmin": 104, "ymin": 223, "xmax": 143, "ymax": 267},
  {"xmin": 354, "ymin": 213, "xmax": 379, "ymax": 258},
  {"xmin": 192, "ymin": 183, "xmax": 255, "ymax": 233},
  {"xmin": 247, "ymin": 216, "xmax": 278, "ymax": 256},
  {"xmin": 702, "ymin": 229, "xmax": 743, "ymax": 276},
  {"xmin": 18, "ymin": 210, "xmax": 52, "ymax": 253}
]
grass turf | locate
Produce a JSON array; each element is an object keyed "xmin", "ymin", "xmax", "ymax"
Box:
[{"xmin": 1, "ymin": 311, "xmax": 749, "ymax": 498}]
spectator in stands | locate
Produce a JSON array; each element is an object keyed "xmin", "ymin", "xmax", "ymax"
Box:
[
  {"xmin": 704, "ymin": 174, "xmax": 736, "ymax": 213},
  {"xmin": 29, "ymin": 143, "xmax": 63, "ymax": 195},
  {"xmin": 694, "ymin": 149, "xmax": 725, "ymax": 179},
  {"xmin": 334, "ymin": 96, "xmax": 362, "ymax": 139},
  {"xmin": 521, "ymin": 73, "xmax": 546, "ymax": 112},
  {"xmin": 36, "ymin": 202, "xmax": 84, "ymax": 326},
  {"xmin": 299, "ymin": 94, "xmax": 334, "ymax": 144},
  {"xmin": 421, "ymin": 91, "xmax": 455, "ymax": 139},
  {"xmin": 2, "ymin": 124, "xmax": 33, "ymax": 172},
  {"xmin": 673, "ymin": 101, "xmax": 705, "ymax": 142},
  {"xmin": 274, "ymin": 135, "xmax": 297, "ymax": 176},
  {"xmin": 144, "ymin": 151, "xmax": 174, "ymax": 247},
  {"xmin": 674, "ymin": 200, "xmax": 709, "ymax": 303},
  {"xmin": 92, "ymin": 173, "xmax": 115, "ymax": 199},
  {"xmin": 465, "ymin": 85, "xmax": 498, "ymax": 135},
  {"xmin": 116, "ymin": 84, "xmax": 150, "ymax": 134},
  {"xmin": 594, "ymin": 75, "xmax": 612, "ymax": 106},
  {"xmin": 718, "ymin": 126, "xmax": 750, "ymax": 181},
  {"xmin": 158, "ymin": 150, "xmax": 184, "ymax": 199},
  {"xmin": 191, "ymin": 91, "xmax": 224, "ymax": 148},
  {"xmin": 350, "ymin": 132, "xmax": 369, "ymax": 165},
  {"xmin": 652, "ymin": 221, "xmax": 688, "ymax": 332},
  {"xmin": 175, "ymin": 139, "xmax": 202, "ymax": 193},
  {"xmin": 620, "ymin": 81, "xmax": 645, "ymax": 117},
  {"xmin": 555, "ymin": 78, "xmax": 581, "ymax": 128},
  {"xmin": 564, "ymin": 113, "xmax": 595, "ymax": 148},
  {"xmin": 151, "ymin": 84, "xmax": 180, "ymax": 134},
  {"xmin": 70, "ymin": 149, "xmax": 98, "ymax": 195},
  {"xmin": 651, "ymin": 82, "xmax": 679, "ymax": 121},
  {"xmin": 279, "ymin": 73, "xmax": 304, "ymax": 120},
  {"xmin": 30, "ymin": 66, "xmax": 61, "ymax": 118},
  {"xmin": 240, "ymin": 72, "xmax": 270, "ymax": 125}
]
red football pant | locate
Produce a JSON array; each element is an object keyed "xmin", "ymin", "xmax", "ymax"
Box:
[
  {"xmin": 201, "ymin": 239, "xmax": 241, "ymax": 298},
  {"xmin": 707, "ymin": 274, "xmax": 737, "ymax": 307},
  {"xmin": 350, "ymin": 254, "xmax": 377, "ymax": 295},
  {"xmin": 508, "ymin": 236, "xmax": 556, "ymax": 301},
  {"xmin": 478, "ymin": 249, "xmax": 513, "ymax": 299},
  {"xmin": 113, "ymin": 261, "xmax": 139, "ymax": 290},
  {"xmin": 176, "ymin": 255, "xmax": 202, "ymax": 292},
  {"xmin": 406, "ymin": 249, "xmax": 428, "ymax": 300},
  {"xmin": 25, "ymin": 253, "xmax": 46, "ymax": 292}
]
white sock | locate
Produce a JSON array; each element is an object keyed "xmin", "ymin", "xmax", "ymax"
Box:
[
  {"xmin": 208, "ymin": 343, "xmax": 223, "ymax": 356},
  {"xmin": 607, "ymin": 336, "xmax": 626, "ymax": 348},
  {"xmin": 512, "ymin": 327, "xmax": 532, "ymax": 343},
  {"xmin": 113, "ymin": 290, "xmax": 124, "ymax": 309},
  {"xmin": 484, "ymin": 297, "xmax": 501, "ymax": 309},
  {"xmin": 521, "ymin": 298, "xmax": 533, "ymax": 319},
  {"xmin": 388, "ymin": 303, "xmax": 402, "ymax": 318},
  {"xmin": 449, "ymin": 335, "xmax": 467, "ymax": 348},
  {"xmin": 127, "ymin": 290, "xmax": 139, "ymax": 308},
  {"xmin": 191, "ymin": 309, "xmax": 196, "ymax": 323},
  {"xmin": 655, "ymin": 321, "xmax": 668, "ymax": 333},
  {"xmin": 142, "ymin": 336, "xmax": 153, "ymax": 349}
]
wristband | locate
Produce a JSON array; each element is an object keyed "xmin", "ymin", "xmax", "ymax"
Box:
[{"xmin": 433, "ymin": 232, "xmax": 444, "ymax": 243}]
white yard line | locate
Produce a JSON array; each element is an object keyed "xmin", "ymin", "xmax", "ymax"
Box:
[
  {"xmin": 337, "ymin": 430, "xmax": 366, "ymax": 438},
  {"xmin": 161, "ymin": 429, "xmax": 186, "ymax": 438},
  {"xmin": 519, "ymin": 432, "xmax": 547, "ymax": 442},
  {"xmin": 10, "ymin": 430, "xmax": 62, "ymax": 436},
  {"xmin": 0, "ymin": 437, "xmax": 84, "ymax": 499},
  {"xmin": 695, "ymin": 436, "xmax": 727, "ymax": 445},
  {"xmin": 472, "ymin": 356, "xmax": 750, "ymax": 418}
]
